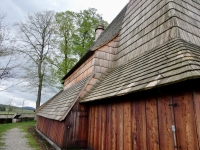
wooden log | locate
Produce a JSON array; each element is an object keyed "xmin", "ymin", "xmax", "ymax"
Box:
[
  {"xmin": 123, "ymin": 100, "xmax": 132, "ymax": 150},
  {"xmin": 135, "ymin": 99, "xmax": 147, "ymax": 150},
  {"xmin": 94, "ymin": 105, "xmax": 98, "ymax": 148},
  {"xmin": 111, "ymin": 103, "xmax": 117, "ymax": 150},
  {"xmin": 146, "ymin": 96, "xmax": 159, "ymax": 150},
  {"xmin": 116, "ymin": 102, "xmax": 124, "ymax": 150},
  {"xmin": 101, "ymin": 105, "xmax": 106, "ymax": 150},
  {"xmin": 98, "ymin": 105, "xmax": 102, "ymax": 150},
  {"xmin": 106, "ymin": 104, "xmax": 112, "ymax": 150},
  {"xmin": 131, "ymin": 100, "xmax": 137, "ymax": 150}
]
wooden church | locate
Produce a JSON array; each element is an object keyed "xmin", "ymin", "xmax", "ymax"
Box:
[{"xmin": 36, "ymin": 0, "xmax": 200, "ymax": 149}]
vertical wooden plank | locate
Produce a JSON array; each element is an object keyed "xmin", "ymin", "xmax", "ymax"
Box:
[
  {"xmin": 94, "ymin": 105, "xmax": 98, "ymax": 149},
  {"xmin": 87, "ymin": 107, "xmax": 92, "ymax": 148},
  {"xmin": 146, "ymin": 96, "xmax": 159, "ymax": 150},
  {"xmin": 74, "ymin": 105, "xmax": 79, "ymax": 146},
  {"xmin": 60, "ymin": 122, "xmax": 64, "ymax": 147},
  {"xmin": 193, "ymin": 88, "xmax": 200, "ymax": 148},
  {"xmin": 90, "ymin": 106, "xmax": 95, "ymax": 149},
  {"xmin": 123, "ymin": 100, "xmax": 132, "ymax": 150},
  {"xmin": 76, "ymin": 112, "xmax": 81, "ymax": 142},
  {"xmin": 63, "ymin": 118, "xmax": 68, "ymax": 149},
  {"xmin": 106, "ymin": 104, "xmax": 112, "ymax": 150},
  {"xmin": 117, "ymin": 102, "xmax": 124, "ymax": 150},
  {"xmin": 98, "ymin": 105, "xmax": 102, "ymax": 150},
  {"xmin": 84, "ymin": 115, "xmax": 89, "ymax": 146},
  {"xmin": 135, "ymin": 99, "xmax": 147, "ymax": 150},
  {"xmin": 70, "ymin": 111, "xmax": 75, "ymax": 147},
  {"xmin": 173, "ymin": 89, "xmax": 199, "ymax": 150},
  {"xmin": 101, "ymin": 105, "xmax": 106, "ymax": 150},
  {"xmin": 111, "ymin": 103, "xmax": 117, "ymax": 150},
  {"xmin": 157, "ymin": 94, "xmax": 174, "ymax": 150},
  {"xmin": 131, "ymin": 101, "xmax": 137, "ymax": 150}
]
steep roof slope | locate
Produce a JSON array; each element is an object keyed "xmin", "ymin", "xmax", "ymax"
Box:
[
  {"xmin": 115, "ymin": 0, "xmax": 200, "ymax": 66},
  {"xmin": 81, "ymin": 38, "xmax": 200, "ymax": 102},
  {"xmin": 37, "ymin": 75, "xmax": 91, "ymax": 121}
]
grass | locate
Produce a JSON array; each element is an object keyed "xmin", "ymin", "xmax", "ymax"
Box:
[
  {"xmin": 0, "ymin": 121, "xmax": 40, "ymax": 150},
  {"xmin": 0, "ymin": 107, "xmax": 34, "ymax": 114}
]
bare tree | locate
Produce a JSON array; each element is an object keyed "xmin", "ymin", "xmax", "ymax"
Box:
[
  {"xmin": 0, "ymin": 14, "xmax": 16, "ymax": 82},
  {"xmin": 15, "ymin": 11, "xmax": 56, "ymax": 109}
]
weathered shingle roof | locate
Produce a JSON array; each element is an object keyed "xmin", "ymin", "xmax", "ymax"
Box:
[
  {"xmin": 80, "ymin": 38, "xmax": 200, "ymax": 102},
  {"xmin": 114, "ymin": 0, "xmax": 200, "ymax": 67},
  {"xmin": 37, "ymin": 75, "xmax": 91, "ymax": 120}
]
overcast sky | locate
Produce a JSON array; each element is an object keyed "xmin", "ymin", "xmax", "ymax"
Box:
[{"xmin": 0, "ymin": 0, "xmax": 129, "ymax": 108}]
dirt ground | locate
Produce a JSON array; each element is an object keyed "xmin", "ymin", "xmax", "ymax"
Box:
[{"xmin": 28, "ymin": 126, "xmax": 55, "ymax": 150}]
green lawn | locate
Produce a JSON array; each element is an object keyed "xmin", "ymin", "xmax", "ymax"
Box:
[{"xmin": 0, "ymin": 121, "xmax": 40, "ymax": 150}]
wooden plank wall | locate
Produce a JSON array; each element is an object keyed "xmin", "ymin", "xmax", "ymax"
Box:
[
  {"xmin": 87, "ymin": 81, "xmax": 200, "ymax": 150},
  {"xmin": 64, "ymin": 55, "xmax": 94, "ymax": 90},
  {"xmin": 37, "ymin": 103, "xmax": 89, "ymax": 149},
  {"xmin": 37, "ymin": 116, "xmax": 66, "ymax": 148}
]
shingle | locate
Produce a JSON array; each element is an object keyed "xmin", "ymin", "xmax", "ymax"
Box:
[
  {"xmin": 80, "ymin": 38, "xmax": 200, "ymax": 102},
  {"xmin": 90, "ymin": 4, "xmax": 128, "ymax": 51},
  {"xmin": 37, "ymin": 75, "xmax": 91, "ymax": 120}
]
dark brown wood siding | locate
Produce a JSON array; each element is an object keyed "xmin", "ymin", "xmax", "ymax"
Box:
[
  {"xmin": 37, "ymin": 116, "xmax": 65, "ymax": 148},
  {"xmin": 37, "ymin": 102, "xmax": 88, "ymax": 149},
  {"xmin": 87, "ymin": 80, "xmax": 200, "ymax": 150}
]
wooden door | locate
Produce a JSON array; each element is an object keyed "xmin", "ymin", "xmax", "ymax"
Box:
[
  {"xmin": 171, "ymin": 89, "xmax": 199, "ymax": 150},
  {"xmin": 75, "ymin": 111, "xmax": 89, "ymax": 148}
]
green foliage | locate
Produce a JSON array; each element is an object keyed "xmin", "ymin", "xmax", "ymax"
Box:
[
  {"xmin": 0, "ymin": 105, "xmax": 5, "ymax": 111},
  {"xmin": 74, "ymin": 8, "xmax": 108, "ymax": 58},
  {"xmin": 51, "ymin": 8, "xmax": 108, "ymax": 86},
  {"xmin": 49, "ymin": 11, "xmax": 77, "ymax": 88}
]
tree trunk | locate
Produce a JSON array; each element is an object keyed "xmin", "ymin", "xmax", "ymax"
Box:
[
  {"xmin": 36, "ymin": 80, "xmax": 42, "ymax": 109},
  {"xmin": 36, "ymin": 62, "xmax": 43, "ymax": 109}
]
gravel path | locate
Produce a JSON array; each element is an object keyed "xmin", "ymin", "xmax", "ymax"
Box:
[{"xmin": 0, "ymin": 128, "xmax": 34, "ymax": 150}]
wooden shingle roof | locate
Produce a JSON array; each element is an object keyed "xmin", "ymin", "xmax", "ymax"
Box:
[
  {"xmin": 80, "ymin": 0, "xmax": 200, "ymax": 103},
  {"xmin": 37, "ymin": 75, "xmax": 91, "ymax": 120},
  {"xmin": 80, "ymin": 38, "xmax": 200, "ymax": 102},
  {"xmin": 115, "ymin": 0, "xmax": 200, "ymax": 66}
]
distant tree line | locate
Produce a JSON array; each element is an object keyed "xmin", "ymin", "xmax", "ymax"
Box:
[
  {"xmin": 0, "ymin": 104, "xmax": 13, "ymax": 111},
  {"xmin": 0, "ymin": 8, "xmax": 108, "ymax": 109},
  {"xmin": 0, "ymin": 104, "xmax": 6, "ymax": 111}
]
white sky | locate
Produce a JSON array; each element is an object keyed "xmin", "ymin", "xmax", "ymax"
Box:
[{"xmin": 0, "ymin": 0, "xmax": 129, "ymax": 108}]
